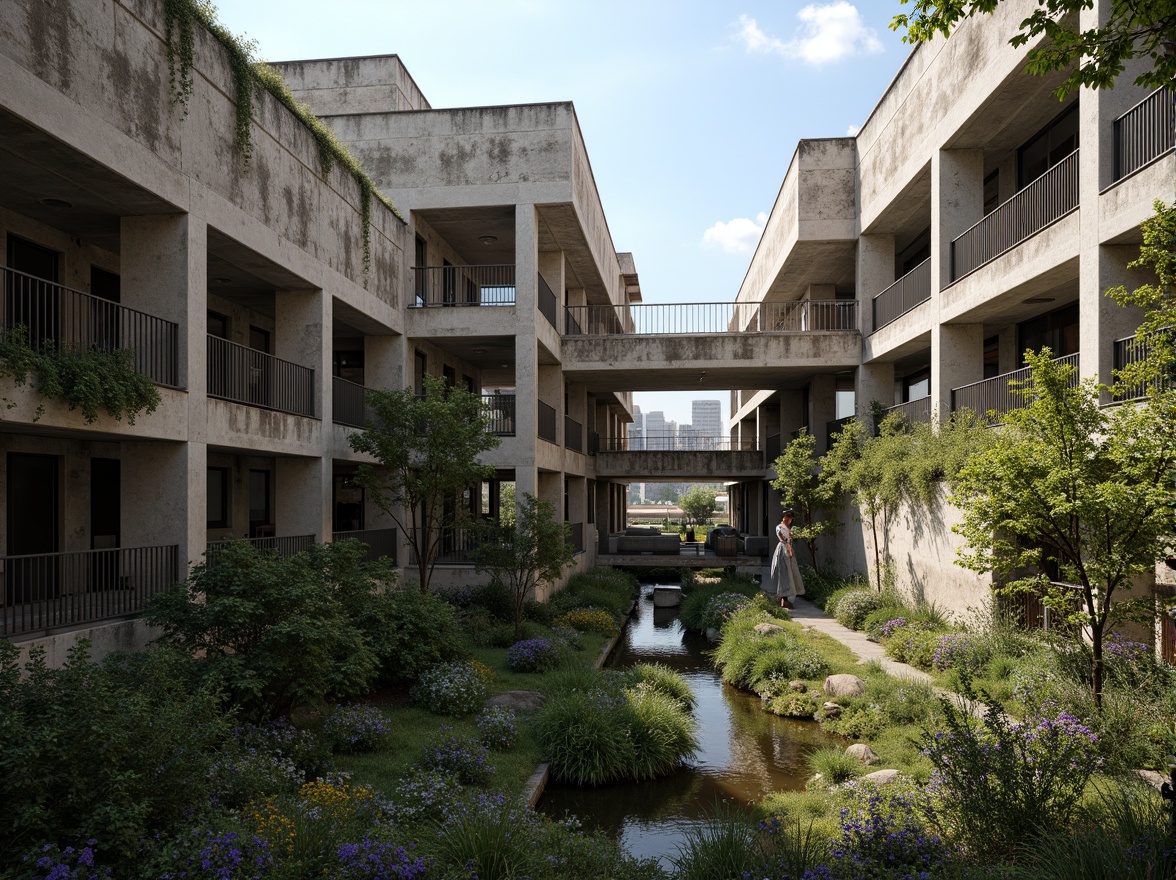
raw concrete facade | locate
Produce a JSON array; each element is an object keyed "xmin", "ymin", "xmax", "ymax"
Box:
[{"xmin": 726, "ymin": 0, "xmax": 1173, "ymax": 618}]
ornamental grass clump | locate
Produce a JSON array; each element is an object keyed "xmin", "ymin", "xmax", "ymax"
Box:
[
  {"xmin": 322, "ymin": 704, "xmax": 392, "ymax": 754},
  {"xmin": 806, "ymin": 747, "xmax": 862, "ymax": 786},
  {"xmin": 505, "ymin": 637, "xmax": 563, "ymax": 673},
  {"xmin": 476, "ymin": 707, "xmax": 519, "ymax": 751},
  {"xmin": 625, "ymin": 687, "xmax": 701, "ymax": 781},
  {"xmin": 711, "ymin": 607, "xmax": 828, "ymax": 691},
  {"xmin": 411, "ymin": 661, "xmax": 489, "ymax": 716},
  {"xmin": 422, "ymin": 731, "xmax": 495, "ymax": 786},
  {"xmin": 627, "ymin": 662, "xmax": 697, "ymax": 712}
]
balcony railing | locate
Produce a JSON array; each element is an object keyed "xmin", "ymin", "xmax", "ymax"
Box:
[
  {"xmin": 952, "ymin": 150, "xmax": 1079, "ymax": 280},
  {"xmin": 407, "ymin": 527, "xmax": 488, "ymax": 565},
  {"xmin": 538, "ymin": 400, "xmax": 557, "ymax": 443},
  {"xmin": 604, "ymin": 434, "xmax": 755, "ymax": 452},
  {"xmin": 563, "ymin": 300, "xmax": 857, "ymax": 336},
  {"xmin": 564, "ymin": 415, "xmax": 583, "ymax": 453},
  {"xmin": 825, "ymin": 416, "xmax": 855, "ymax": 451},
  {"xmin": 333, "ymin": 376, "xmax": 368, "ymax": 428},
  {"xmin": 206, "ymin": 534, "xmax": 316, "ymax": 562},
  {"xmin": 872, "ymin": 258, "xmax": 931, "ymax": 331},
  {"xmin": 886, "ymin": 396, "xmax": 932, "ymax": 424},
  {"xmin": 332, "ymin": 527, "xmax": 397, "ymax": 565},
  {"xmin": 482, "ymin": 392, "xmax": 516, "ymax": 436},
  {"xmin": 2, "ymin": 265, "xmax": 178, "ymax": 386},
  {"xmin": 411, "ymin": 265, "xmax": 515, "ymax": 307},
  {"xmin": 951, "ymin": 353, "xmax": 1079, "ymax": 422},
  {"xmin": 207, "ymin": 335, "xmax": 315, "ymax": 417},
  {"xmin": 569, "ymin": 521, "xmax": 584, "ymax": 554},
  {"xmin": 538, "ymin": 273, "xmax": 558, "ymax": 330},
  {"xmin": 588, "ymin": 430, "xmax": 600, "ymax": 455},
  {"xmin": 1114, "ymin": 87, "xmax": 1174, "ymax": 181},
  {"xmin": 1112, "ymin": 327, "xmax": 1173, "ymax": 401},
  {"xmin": 1, "ymin": 544, "xmax": 178, "ymax": 638}
]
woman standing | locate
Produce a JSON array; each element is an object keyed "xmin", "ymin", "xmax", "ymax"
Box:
[{"xmin": 770, "ymin": 509, "xmax": 806, "ymax": 608}]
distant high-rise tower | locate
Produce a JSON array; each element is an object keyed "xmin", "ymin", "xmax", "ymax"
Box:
[
  {"xmin": 692, "ymin": 399, "xmax": 723, "ymax": 449},
  {"xmin": 645, "ymin": 410, "xmax": 667, "ymax": 450},
  {"xmin": 630, "ymin": 405, "xmax": 645, "ymax": 451}
]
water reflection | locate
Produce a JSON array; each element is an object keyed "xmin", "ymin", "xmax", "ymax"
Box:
[{"xmin": 537, "ymin": 585, "xmax": 844, "ymax": 865}]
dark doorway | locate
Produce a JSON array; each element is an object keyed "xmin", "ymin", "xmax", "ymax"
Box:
[
  {"xmin": 90, "ymin": 458, "xmax": 121, "ymax": 592},
  {"xmin": 6, "ymin": 235, "xmax": 60, "ymax": 349},
  {"xmin": 248, "ymin": 470, "xmax": 271, "ymax": 538},
  {"xmin": 90, "ymin": 267, "xmax": 121, "ymax": 354},
  {"xmin": 6, "ymin": 452, "xmax": 60, "ymax": 604},
  {"xmin": 333, "ymin": 474, "xmax": 364, "ymax": 532}
]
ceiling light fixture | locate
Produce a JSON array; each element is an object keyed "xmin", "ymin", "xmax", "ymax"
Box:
[
  {"xmin": 478, "ymin": 235, "xmax": 498, "ymax": 244},
  {"xmin": 213, "ymin": 277, "xmax": 232, "ymax": 284},
  {"xmin": 40, "ymin": 197, "xmax": 73, "ymax": 209},
  {"xmin": 1023, "ymin": 296, "xmax": 1055, "ymax": 304}
]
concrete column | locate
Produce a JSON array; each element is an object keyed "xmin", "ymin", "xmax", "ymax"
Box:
[
  {"xmin": 809, "ymin": 375, "xmax": 836, "ymax": 451},
  {"xmin": 1081, "ymin": 245, "xmax": 1151, "ymax": 392},
  {"xmin": 932, "ymin": 323, "xmax": 985, "ymax": 421},
  {"xmin": 513, "ymin": 206, "xmax": 539, "ymax": 499},
  {"xmin": 276, "ymin": 289, "xmax": 328, "ymax": 419},
  {"xmin": 276, "ymin": 456, "xmax": 328, "ymax": 542},
  {"xmin": 858, "ymin": 234, "xmax": 895, "ymax": 335},
  {"xmin": 857, "ymin": 362, "xmax": 896, "ymax": 422},
  {"xmin": 123, "ymin": 440, "xmax": 205, "ymax": 573},
  {"xmin": 933, "ymin": 149, "xmax": 984, "ymax": 291},
  {"xmin": 364, "ymin": 334, "xmax": 402, "ymax": 392}
]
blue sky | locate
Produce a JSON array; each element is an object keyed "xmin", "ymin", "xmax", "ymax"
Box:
[{"xmin": 214, "ymin": 1, "xmax": 911, "ymax": 427}]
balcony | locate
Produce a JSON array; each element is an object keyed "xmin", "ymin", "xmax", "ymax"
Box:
[
  {"xmin": 207, "ymin": 335, "xmax": 315, "ymax": 418},
  {"xmin": 564, "ymin": 415, "xmax": 583, "ymax": 453},
  {"xmin": 411, "ymin": 265, "xmax": 515, "ymax": 307},
  {"xmin": 872, "ymin": 258, "xmax": 931, "ymax": 332},
  {"xmin": 886, "ymin": 396, "xmax": 932, "ymax": 424},
  {"xmin": 951, "ymin": 353, "xmax": 1079, "ymax": 423},
  {"xmin": 1, "ymin": 544, "xmax": 179, "ymax": 639},
  {"xmin": 333, "ymin": 376, "xmax": 368, "ymax": 428},
  {"xmin": 332, "ymin": 527, "xmax": 397, "ymax": 565},
  {"xmin": 407, "ymin": 527, "xmax": 484, "ymax": 565},
  {"xmin": 482, "ymin": 392, "xmax": 516, "ymax": 436},
  {"xmin": 951, "ymin": 150, "xmax": 1079, "ymax": 281},
  {"xmin": 1114, "ymin": 87, "xmax": 1174, "ymax": 181},
  {"xmin": 2, "ymin": 266, "xmax": 178, "ymax": 386},
  {"xmin": 1112, "ymin": 328, "xmax": 1172, "ymax": 402},
  {"xmin": 564, "ymin": 300, "xmax": 857, "ymax": 336},
  {"xmin": 206, "ymin": 534, "xmax": 316, "ymax": 561}
]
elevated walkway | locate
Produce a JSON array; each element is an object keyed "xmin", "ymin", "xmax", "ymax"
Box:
[{"xmin": 594, "ymin": 448, "xmax": 765, "ymax": 480}]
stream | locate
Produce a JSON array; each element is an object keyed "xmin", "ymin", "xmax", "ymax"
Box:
[{"xmin": 536, "ymin": 585, "xmax": 844, "ymax": 867}]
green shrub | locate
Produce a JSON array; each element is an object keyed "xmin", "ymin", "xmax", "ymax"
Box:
[
  {"xmin": 862, "ymin": 605, "xmax": 909, "ymax": 637},
  {"xmin": 710, "ymin": 609, "xmax": 828, "ymax": 691},
  {"xmin": 535, "ymin": 688, "xmax": 634, "ymax": 786},
  {"xmin": 412, "ymin": 661, "xmax": 489, "ymax": 716},
  {"xmin": 625, "ymin": 687, "xmax": 700, "ymax": 780},
  {"xmin": 555, "ymin": 608, "xmax": 618, "ymax": 636},
  {"xmin": 886, "ymin": 625, "xmax": 945, "ymax": 669},
  {"xmin": 873, "ymin": 678, "xmax": 937, "ymax": 726},
  {"xmin": 0, "ymin": 642, "xmax": 228, "ymax": 868},
  {"xmin": 748, "ymin": 643, "xmax": 830, "ymax": 686},
  {"xmin": 146, "ymin": 540, "xmax": 379, "ymax": 719},
  {"xmin": 365, "ymin": 584, "xmax": 468, "ymax": 683},
  {"xmin": 422, "ymin": 731, "xmax": 495, "ymax": 785},
  {"xmin": 628, "ymin": 663, "xmax": 697, "ymax": 712},
  {"xmin": 468, "ymin": 580, "xmax": 516, "ymax": 620},
  {"xmin": 766, "ymin": 690, "xmax": 819, "ymax": 718},
  {"xmin": 806, "ymin": 746, "xmax": 861, "ymax": 786},
  {"xmin": 833, "ymin": 589, "xmax": 884, "ymax": 630},
  {"xmin": 701, "ymin": 592, "xmax": 756, "ymax": 631},
  {"xmin": 680, "ymin": 577, "xmax": 760, "ymax": 632},
  {"xmin": 821, "ymin": 703, "xmax": 888, "ymax": 739}
]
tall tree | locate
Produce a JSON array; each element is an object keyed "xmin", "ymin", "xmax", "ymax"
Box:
[
  {"xmin": 473, "ymin": 493, "xmax": 573, "ymax": 638},
  {"xmin": 348, "ymin": 374, "xmax": 498, "ymax": 592},
  {"xmin": 891, "ymin": 0, "xmax": 1176, "ymax": 98},
  {"xmin": 950, "ymin": 351, "xmax": 1176, "ymax": 708},
  {"xmin": 679, "ymin": 486, "xmax": 717, "ymax": 528},
  {"xmin": 771, "ymin": 429, "xmax": 839, "ymax": 567}
]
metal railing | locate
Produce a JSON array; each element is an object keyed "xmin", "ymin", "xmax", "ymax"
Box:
[
  {"xmin": 1, "ymin": 544, "xmax": 178, "ymax": 638},
  {"xmin": 332, "ymin": 527, "xmax": 397, "ymax": 565},
  {"xmin": 872, "ymin": 258, "xmax": 931, "ymax": 331},
  {"xmin": 206, "ymin": 534, "xmax": 316, "ymax": 562},
  {"xmin": 333, "ymin": 376, "xmax": 368, "ymax": 428},
  {"xmin": 411, "ymin": 265, "xmax": 515, "ymax": 307},
  {"xmin": 563, "ymin": 300, "xmax": 858, "ymax": 336},
  {"xmin": 887, "ymin": 396, "xmax": 932, "ymax": 424},
  {"xmin": 565, "ymin": 415, "xmax": 583, "ymax": 453},
  {"xmin": 207, "ymin": 335, "xmax": 315, "ymax": 417},
  {"xmin": 406, "ymin": 527, "xmax": 487, "ymax": 565},
  {"xmin": 1112, "ymin": 327, "xmax": 1173, "ymax": 401},
  {"xmin": 952, "ymin": 150, "xmax": 1079, "ymax": 280},
  {"xmin": 951, "ymin": 353, "xmax": 1080, "ymax": 422},
  {"xmin": 1114, "ymin": 86, "xmax": 1174, "ymax": 181},
  {"xmin": 482, "ymin": 392, "xmax": 516, "ymax": 436},
  {"xmin": 538, "ymin": 274, "xmax": 558, "ymax": 329},
  {"xmin": 2, "ymin": 265, "xmax": 178, "ymax": 386},
  {"xmin": 1003, "ymin": 581, "xmax": 1082, "ymax": 634},
  {"xmin": 538, "ymin": 400, "xmax": 557, "ymax": 443},
  {"xmin": 569, "ymin": 521, "xmax": 584, "ymax": 553},
  {"xmin": 602, "ymin": 433, "xmax": 756, "ymax": 452}
]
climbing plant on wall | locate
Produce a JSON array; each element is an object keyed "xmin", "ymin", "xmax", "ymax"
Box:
[{"xmin": 161, "ymin": 0, "xmax": 395, "ymax": 279}]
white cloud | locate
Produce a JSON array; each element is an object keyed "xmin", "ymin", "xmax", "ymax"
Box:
[
  {"xmin": 703, "ymin": 212, "xmax": 768, "ymax": 254},
  {"xmin": 735, "ymin": 3, "xmax": 883, "ymax": 65},
  {"xmin": 846, "ymin": 124, "xmax": 860, "ymax": 136}
]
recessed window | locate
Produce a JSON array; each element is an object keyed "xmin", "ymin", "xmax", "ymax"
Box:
[
  {"xmin": 1018, "ymin": 103, "xmax": 1078, "ymax": 189},
  {"xmin": 207, "ymin": 467, "xmax": 229, "ymax": 528}
]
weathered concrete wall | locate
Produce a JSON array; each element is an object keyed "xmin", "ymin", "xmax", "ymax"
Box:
[
  {"xmin": 276, "ymin": 55, "xmax": 430, "ymax": 115},
  {"xmin": 16, "ymin": 618, "xmax": 159, "ymax": 666}
]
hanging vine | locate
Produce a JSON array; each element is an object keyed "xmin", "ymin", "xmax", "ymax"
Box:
[{"xmin": 160, "ymin": 0, "xmax": 396, "ymax": 280}]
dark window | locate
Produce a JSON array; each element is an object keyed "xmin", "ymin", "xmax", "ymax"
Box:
[
  {"xmin": 90, "ymin": 267, "xmax": 121, "ymax": 352},
  {"xmin": 1018, "ymin": 103, "xmax": 1078, "ymax": 189},
  {"xmin": 414, "ymin": 235, "xmax": 427, "ymax": 306},
  {"xmin": 587, "ymin": 480, "xmax": 595, "ymax": 524},
  {"xmin": 983, "ymin": 336, "xmax": 1000, "ymax": 379},
  {"xmin": 207, "ymin": 311, "xmax": 228, "ymax": 339},
  {"xmin": 443, "ymin": 365, "xmax": 457, "ymax": 389},
  {"xmin": 1018, "ymin": 303, "xmax": 1080, "ymax": 361},
  {"xmin": 414, "ymin": 350, "xmax": 427, "ymax": 396},
  {"xmin": 249, "ymin": 325, "xmax": 270, "ymax": 354},
  {"xmin": 463, "ymin": 374, "xmax": 476, "ymax": 394},
  {"xmin": 442, "ymin": 259, "xmax": 456, "ymax": 305},
  {"xmin": 248, "ymin": 470, "xmax": 270, "ymax": 538},
  {"xmin": 207, "ymin": 467, "xmax": 229, "ymax": 528},
  {"xmin": 983, "ymin": 170, "xmax": 999, "ymax": 216},
  {"xmin": 333, "ymin": 349, "xmax": 364, "ymax": 384},
  {"xmin": 6, "ymin": 235, "xmax": 60, "ymax": 348},
  {"xmin": 333, "ymin": 474, "xmax": 364, "ymax": 532},
  {"xmin": 897, "ymin": 226, "xmax": 932, "ymax": 276}
]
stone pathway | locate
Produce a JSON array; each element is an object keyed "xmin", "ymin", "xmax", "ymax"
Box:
[{"xmin": 788, "ymin": 597, "xmax": 934, "ymax": 684}]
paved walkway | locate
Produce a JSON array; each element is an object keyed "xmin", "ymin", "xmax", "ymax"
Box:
[{"xmin": 788, "ymin": 597, "xmax": 934, "ymax": 684}]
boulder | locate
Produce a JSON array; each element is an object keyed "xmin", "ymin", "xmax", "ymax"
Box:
[
  {"xmin": 823, "ymin": 674, "xmax": 866, "ymax": 698},
  {"xmin": 486, "ymin": 691, "xmax": 546, "ymax": 713},
  {"xmin": 845, "ymin": 743, "xmax": 879, "ymax": 765},
  {"xmin": 753, "ymin": 622, "xmax": 786, "ymax": 636},
  {"xmin": 821, "ymin": 701, "xmax": 842, "ymax": 718},
  {"xmin": 789, "ymin": 680, "xmax": 808, "ymax": 693},
  {"xmin": 861, "ymin": 769, "xmax": 900, "ymax": 786},
  {"xmin": 1134, "ymin": 769, "xmax": 1169, "ymax": 790}
]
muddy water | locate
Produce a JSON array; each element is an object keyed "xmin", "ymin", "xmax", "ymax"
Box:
[{"xmin": 536, "ymin": 586, "xmax": 843, "ymax": 866}]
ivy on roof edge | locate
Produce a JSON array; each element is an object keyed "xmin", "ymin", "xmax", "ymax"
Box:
[{"xmin": 162, "ymin": 0, "xmax": 398, "ymax": 281}]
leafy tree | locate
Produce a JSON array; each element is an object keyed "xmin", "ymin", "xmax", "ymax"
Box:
[
  {"xmin": 348, "ymin": 374, "xmax": 499, "ymax": 591},
  {"xmin": 950, "ymin": 351, "xmax": 1176, "ymax": 709},
  {"xmin": 891, "ymin": 0, "xmax": 1176, "ymax": 98},
  {"xmin": 473, "ymin": 493, "xmax": 573, "ymax": 639},
  {"xmin": 679, "ymin": 486, "xmax": 717, "ymax": 528},
  {"xmin": 499, "ymin": 480, "xmax": 517, "ymax": 527},
  {"xmin": 771, "ymin": 429, "xmax": 839, "ymax": 566}
]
